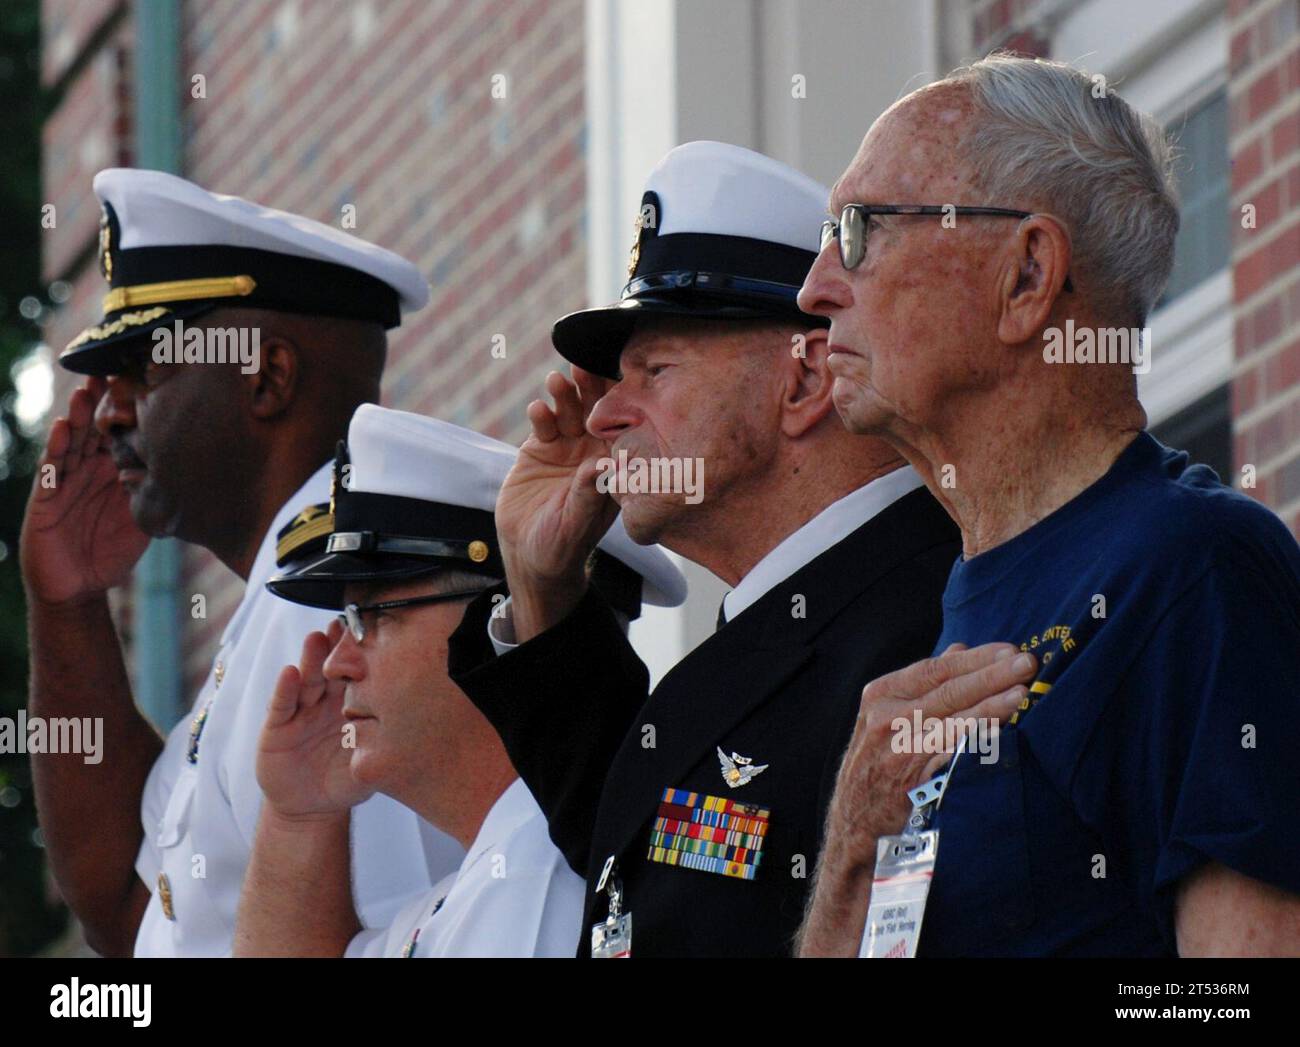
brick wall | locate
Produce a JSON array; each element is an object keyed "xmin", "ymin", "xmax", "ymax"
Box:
[
  {"xmin": 40, "ymin": 0, "xmax": 588, "ymax": 706},
  {"xmin": 970, "ymin": 0, "xmax": 1300, "ymax": 538},
  {"xmin": 971, "ymin": 0, "xmax": 1050, "ymax": 54},
  {"xmin": 1229, "ymin": 0, "xmax": 1300, "ymax": 535}
]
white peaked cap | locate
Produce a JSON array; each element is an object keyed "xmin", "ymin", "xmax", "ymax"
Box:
[
  {"xmin": 642, "ymin": 140, "xmax": 828, "ymax": 250},
  {"xmin": 62, "ymin": 168, "xmax": 430, "ymax": 374},
  {"xmin": 551, "ymin": 141, "xmax": 830, "ymax": 378},
  {"xmin": 93, "ymin": 168, "xmax": 430, "ymax": 311}
]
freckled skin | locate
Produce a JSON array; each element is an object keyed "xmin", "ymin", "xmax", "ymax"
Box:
[
  {"xmin": 802, "ymin": 84, "xmax": 1016, "ymax": 445},
  {"xmin": 798, "ymin": 65, "xmax": 1300, "ymax": 960},
  {"xmin": 586, "ymin": 321, "xmax": 787, "ymax": 548},
  {"xmin": 799, "ymin": 81, "xmax": 1145, "ymax": 556}
]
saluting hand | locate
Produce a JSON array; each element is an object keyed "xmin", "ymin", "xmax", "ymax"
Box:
[
  {"xmin": 20, "ymin": 379, "xmax": 150, "ymax": 607},
  {"xmin": 496, "ymin": 367, "xmax": 621, "ymax": 639},
  {"xmin": 256, "ymin": 619, "xmax": 374, "ymax": 819}
]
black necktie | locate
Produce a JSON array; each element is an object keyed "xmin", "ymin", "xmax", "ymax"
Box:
[{"xmin": 716, "ymin": 596, "xmax": 729, "ymax": 632}]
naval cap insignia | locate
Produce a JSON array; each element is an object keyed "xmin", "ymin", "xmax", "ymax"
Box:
[
  {"xmin": 98, "ymin": 207, "xmax": 114, "ymax": 282},
  {"xmin": 626, "ymin": 191, "xmax": 660, "ymax": 280}
]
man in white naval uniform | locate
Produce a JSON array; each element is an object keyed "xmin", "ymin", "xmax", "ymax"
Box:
[
  {"xmin": 232, "ymin": 407, "xmax": 685, "ymax": 956},
  {"xmin": 21, "ymin": 170, "xmax": 463, "ymax": 956}
]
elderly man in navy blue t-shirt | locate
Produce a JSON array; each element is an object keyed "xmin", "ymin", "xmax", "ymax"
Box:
[{"xmin": 796, "ymin": 53, "xmax": 1300, "ymax": 957}]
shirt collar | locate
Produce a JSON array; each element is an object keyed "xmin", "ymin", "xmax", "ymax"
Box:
[
  {"xmin": 219, "ymin": 460, "xmax": 333, "ymax": 646},
  {"xmin": 722, "ymin": 465, "xmax": 925, "ymax": 622},
  {"xmin": 459, "ymin": 777, "xmax": 535, "ymax": 873}
]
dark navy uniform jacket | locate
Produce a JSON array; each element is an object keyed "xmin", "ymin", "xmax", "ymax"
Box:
[{"xmin": 449, "ymin": 487, "xmax": 960, "ymax": 957}]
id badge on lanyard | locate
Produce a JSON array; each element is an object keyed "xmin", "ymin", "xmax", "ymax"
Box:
[
  {"xmin": 859, "ymin": 737, "xmax": 966, "ymax": 958},
  {"xmin": 591, "ymin": 855, "xmax": 632, "ymax": 958}
]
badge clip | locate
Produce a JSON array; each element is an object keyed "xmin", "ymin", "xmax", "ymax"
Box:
[
  {"xmin": 591, "ymin": 856, "xmax": 632, "ymax": 958},
  {"xmin": 860, "ymin": 761, "xmax": 956, "ymax": 959}
]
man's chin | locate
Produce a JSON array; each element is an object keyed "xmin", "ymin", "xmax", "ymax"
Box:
[
  {"xmin": 347, "ymin": 735, "xmax": 387, "ymax": 791},
  {"xmin": 126, "ymin": 483, "xmax": 181, "ymax": 538},
  {"xmin": 614, "ymin": 497, "xmax": 676, "ymax": 546},
  {"xmin": 831, "ymin": 379, "xmax": 884, "ymax": 435}
]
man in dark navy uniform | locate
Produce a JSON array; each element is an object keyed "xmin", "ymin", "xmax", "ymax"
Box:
[{"xmin": 448, "ymin": 142, "xmax": 1030, "ymax": 957}]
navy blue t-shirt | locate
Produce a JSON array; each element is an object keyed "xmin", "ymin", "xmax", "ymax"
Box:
[{"xmin": 917, "ymin": 432, "xmax": 1300, "ymax": 957}]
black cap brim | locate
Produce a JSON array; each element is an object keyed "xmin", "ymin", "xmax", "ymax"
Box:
[
  {"xmin": 552, "ymin": 294, "xmax": 827, "ymax": 380},
  {"xmin": 60, "ymin": 302, "xmax": 219, "ymax": 376},
  {"xmin": 265, "ymin": 552, "xmax": 463, "ymax": 610}
]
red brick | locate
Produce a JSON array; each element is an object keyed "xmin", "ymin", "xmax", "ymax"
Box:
[
  {"xmin": 1235, "ymin": 222, "xmax": 1300, "ymax": 301},
  {"xmin": 1232, "ymin": 135, "xmax": 1264, "ymax": 193},
  {"xmin": 1252, "ymin": 398, "xmax": 1290, "ymax": 460},
  {"xmin": 1233, "ymin": 366, "xmax": 1261, "ymax": 414},
  {"xmin": 1250, "ymin": 294, "xmax": 1285, "ymax": 351},
  {"xmin": 1246, "ymin": 65, "xmax": 1282, "ymax": 122},
  {"xmin": 1230, "ymin": 25, "xmax": 1254, "ymax": 77},
  {"xmin": 1272, "ymin": 109, "xmax": 1300, "ymax": 161},
  {"xmin": 1251, "ymin": 173, "xmax": 1283, "ymax": 232},
  {"xmin": 40, "ymin": 36, "xmax": 132, "ymax": 281},
  {"xmin": 1263, "ymin": 336, "xmax": 1300, "ymax": 397},
  {"xmin": 1286, "ymin": 161, "xmax": 1300, "ymax": 210},
  {"xmin": 1235, "ymin": 311, "xmax": 1253, "ymax": 355}
]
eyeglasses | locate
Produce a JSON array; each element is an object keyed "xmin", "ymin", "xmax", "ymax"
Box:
[
  {"xmin": 336, "ymin": 589, "xmax": 488, "ymax": 644},
  {"xmin": 821, "ymin": 203, "xmax": 1054, "ymax": 273}
]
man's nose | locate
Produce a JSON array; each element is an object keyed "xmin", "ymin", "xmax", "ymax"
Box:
[
  {"xmin": 586, "ymin": 381, "xmax": 639, "ymax": 442},
  {"xmin": 323, "ymin": 628, "xmax": 365, "ymax": 683},
  {"xmin": 93, "ymin": 375, "xmax": 138, "ymax": 437},
  {"xmin": 797, "ymin": 246, "xmax": 852, "ymax": 318}
]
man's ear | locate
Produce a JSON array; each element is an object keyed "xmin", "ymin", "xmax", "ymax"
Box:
[
  {"xmin": 780, "ymin": 327, "xmax": 837, "ymax": 438},
  {"xmin": 245, "ymin": 335, "xmax": 299, "ymax": 420},
  {"xmin": 996, "ymin": 214, "xmax": 1072, "ymax": 346}
]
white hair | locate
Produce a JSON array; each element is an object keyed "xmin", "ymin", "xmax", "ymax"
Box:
[{"xmin": 942, "ymin": 52, "xmax": 1180, "ymax": 325}]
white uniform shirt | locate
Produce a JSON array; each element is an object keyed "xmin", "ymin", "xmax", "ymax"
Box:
[
  {"xmin": 134, "ymin": 463, "xmax": 466, "ymax": 957},
  {"xmin": 721, "ymin": 464, "xmax": 925, "ymax": 621},
  {"xmin": 345, "ymin": 779, "xmax": 585, "ymax": 957}
]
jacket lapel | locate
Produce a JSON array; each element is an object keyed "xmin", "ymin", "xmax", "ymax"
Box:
[{"xmin": 591, "ymin": 486, "xmax": 959, "ymax": 863}]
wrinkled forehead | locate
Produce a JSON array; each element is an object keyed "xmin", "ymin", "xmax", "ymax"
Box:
[{"xmin": 828, "ymin": 83, "xmax": 978, "ymax": 212}]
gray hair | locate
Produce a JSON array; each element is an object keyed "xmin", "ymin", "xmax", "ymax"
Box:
[{"xmin": 941, "ymin": 52, "xmax": 1180, "ymax": 326}]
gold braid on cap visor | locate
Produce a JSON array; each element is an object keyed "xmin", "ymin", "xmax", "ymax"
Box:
[
  {"xmin": 64, "ymin": 306, "xmax": 171, "ymax": 351},
  {"xmin": 100, "ymin": 274, "xmax": 256, "ymax": 313}
]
